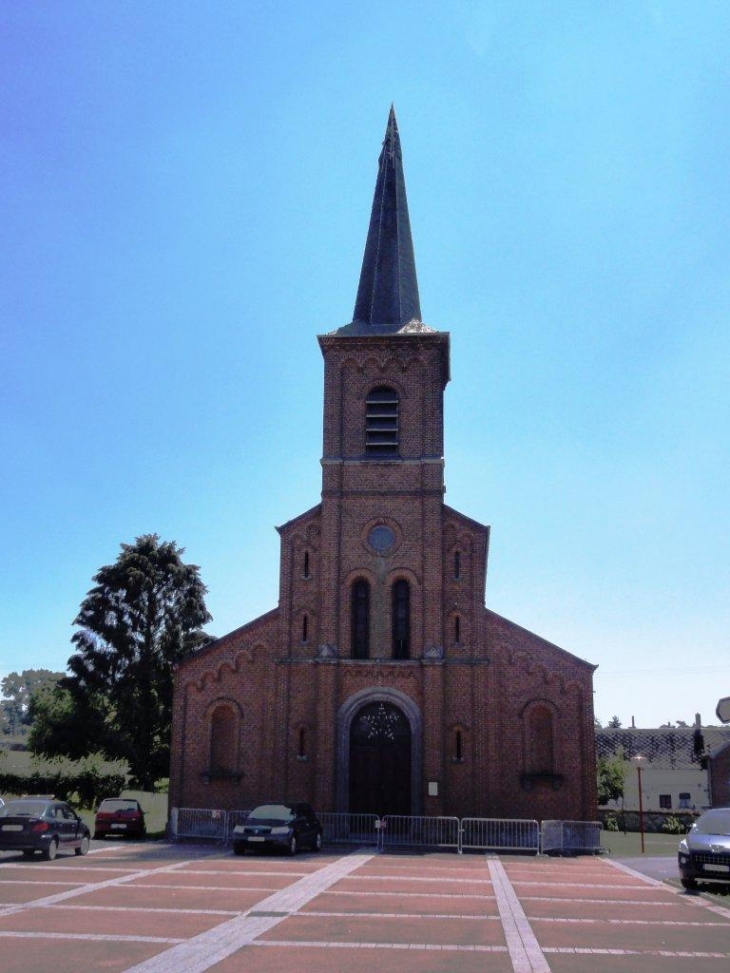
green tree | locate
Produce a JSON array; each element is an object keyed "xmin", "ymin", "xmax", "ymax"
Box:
[
  {"xmin": 36, "ymin": 534, "xmax": 213, "ymax": 788},
  {"xmin": 607, "ymin": 715, "xmax": 622, "ymax": 728},
  {"xmin": 1, "ymin": 669, "xmax": 64, "ymax": 734},
  {"xmin": 28, "ymin": 684, "xmax": 111, "ymax": 759},
  {"xmin": 597, "ymin": 750, "xmax": 627, "ymax": 805}
]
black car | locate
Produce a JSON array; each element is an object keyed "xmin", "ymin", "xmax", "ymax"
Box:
[
  {"xmin": 232, "ymin": 802, "xmax": 322, "ymax": 855},
  {"xmin": 0, "ymin": 798, "xmax": 91, "ymax": 860},
  {"xmin": 678, "ymin": 807, "xmax": 730, "ymax": 890}
]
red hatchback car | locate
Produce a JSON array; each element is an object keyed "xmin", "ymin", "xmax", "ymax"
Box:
[{"xmin": 94, "ymin": 798, "xmax": 146, "ymax": 840}]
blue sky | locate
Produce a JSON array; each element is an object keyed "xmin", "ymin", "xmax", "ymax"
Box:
[{"xmin": 1, "ymin": 1, "xmax": 728, "ymax": 729}]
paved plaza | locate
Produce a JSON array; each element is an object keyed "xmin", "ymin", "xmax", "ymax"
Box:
[{"xmin": 1, "ymin": 842, "xmax": 730, "ymax": 972}]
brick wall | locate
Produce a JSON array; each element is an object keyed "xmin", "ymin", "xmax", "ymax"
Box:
[{"xmin": 168, "ymin": 326, "xmax": 597, "ymax": 822}]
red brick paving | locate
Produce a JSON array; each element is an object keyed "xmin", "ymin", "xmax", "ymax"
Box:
[
  {"xmin": 213, "ymin": 944, "xmax": 515, "ymax": 973},
  {"xmin": 300, "ymin": 889, "xmax": 498, "ymax": 915},
  {"xmin": 1, "ymin": 845, "xmax": 729, "ymax": 973},
  {"xmin": 69, "ymin": 883, "xmax": 271, "ymax": 913},
  {"xmin": 260, "ymin": 912, "xmax": 505, "ymax": 946},
  {"xmin": 0, "ymin": 938, "xmax": 163, "ymax": 973}
]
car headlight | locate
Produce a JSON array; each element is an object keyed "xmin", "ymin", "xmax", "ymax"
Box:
[
  {"xmin": 270, "ymin": 826, "xmax": 292, "ymax": 835},
  {"xmin": 678, "ymin": 839, "xmax": 689, "ymax": 854}
]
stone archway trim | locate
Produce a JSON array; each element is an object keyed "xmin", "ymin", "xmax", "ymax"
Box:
[{"xmin": 335, "ymin": 686, "xmax": 422, "ymax": 815}]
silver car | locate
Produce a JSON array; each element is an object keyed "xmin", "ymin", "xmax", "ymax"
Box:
[{"xmin": 678, "ymin": 807, "xmax": 730, "ymax": 890}]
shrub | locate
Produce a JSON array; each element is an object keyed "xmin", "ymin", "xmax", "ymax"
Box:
[{"xmin": 662, "ymin": 815, "xmax": 685, "ymax": 835}]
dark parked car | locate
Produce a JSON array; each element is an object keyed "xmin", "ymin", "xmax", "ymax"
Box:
[
  {"xmin": 678, "ymin": 807, "xmax": 730, "ymax": 890},
  {"xmin": 232, "ymin": 802, "xmax": 322, "ymax": 855},
  {"xmin": 94, "ymin": 798, "xmax": 146, "ymax": 840},
  {"xmin": 0, "ymin": 798, "xmax": 91, "ymax": 860}
]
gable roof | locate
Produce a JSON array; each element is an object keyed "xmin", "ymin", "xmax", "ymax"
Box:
[{"xmin": 597, "ymin": 725, "xmax": 730, "ymax": 770}]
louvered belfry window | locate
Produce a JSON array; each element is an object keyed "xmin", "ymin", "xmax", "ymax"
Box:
[{"xmin": 365, "ymin": 386, "xmax": 399, "ymax": 455}]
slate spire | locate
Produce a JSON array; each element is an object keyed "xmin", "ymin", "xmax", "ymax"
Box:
[{"xmin": 353, "ymin": 106, "xmax": 422, "ymax": 328}]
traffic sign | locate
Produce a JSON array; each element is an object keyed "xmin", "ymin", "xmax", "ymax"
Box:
[{"xmin": 716, "ymin": 697, "xmax": 730, "ymax": 723}]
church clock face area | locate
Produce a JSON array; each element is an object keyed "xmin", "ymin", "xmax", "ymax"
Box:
[{"xmin": 169, "ymin": 108, "xmax": 597, "ymax": 825}]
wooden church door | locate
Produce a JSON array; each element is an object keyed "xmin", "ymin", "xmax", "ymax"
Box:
[{"xmin": 349, "ymin": 701, "xmax": 411, "ymax": 815}]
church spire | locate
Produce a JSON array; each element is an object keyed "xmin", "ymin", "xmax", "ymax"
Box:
[{"xmin": 353, "ymin": 106, "xmax": 422, "ymax": 328}]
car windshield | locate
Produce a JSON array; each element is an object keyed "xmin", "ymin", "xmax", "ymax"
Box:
[
  {"xmin": 0, "ymin": 800, "xmax": 49, "ymax": 818},
  {"xmin": 98, "ymin": 800, "xmax": 140, "ymax": 812},
  {"xmin": 247, "ymin": 804, "xmax": 295, "ymax": 825},
  {"xmin": 693, "ymin": 811, "xmax": 730, "ymax": 835}
]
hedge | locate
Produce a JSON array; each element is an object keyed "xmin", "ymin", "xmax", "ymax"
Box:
[{"xmin": 0, "ymin": 769, "xmax": 126, "ymax": 809}]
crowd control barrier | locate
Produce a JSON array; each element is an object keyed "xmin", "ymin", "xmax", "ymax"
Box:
[{"xmin": 170, "ymin": 808, "xmax": 603, "ymax": 855}]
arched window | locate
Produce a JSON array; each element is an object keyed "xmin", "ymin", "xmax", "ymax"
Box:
[
  {"xmin": 365, "ymin": 386, "xmax": 399, "ymax": 455},
  {"xmin": 210, "ymin": 705, "xmax": 236, "ymax": 774},
  {"xmin": 392, "ymin": 579, "xmax": 410, "ymax": 659},
  {"xmin": 351, "ymin": 579, "xmax": 370, "ymax": 659},
  {"xmin": 454, "ymin": 550, "xmax": 461, "ymax": 580},
  {"xmin": 454, "ymin": 615, "xmax": 461, "ymax": 643},
  {"xmin": 527, "ymin": 705, "xmax": 554, "ymax": 774},
  {"xmin": 303, "ymin": 550, "xmax": 310, "ymax": 578},
  {"xmin": 301, "ymin": 614, "xmax": 309, "ymax": 643}
]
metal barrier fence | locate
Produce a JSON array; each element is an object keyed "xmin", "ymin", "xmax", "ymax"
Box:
[
  {"xmin": 381, "ymin": 815, "xmax": 460, "ymax": 851},
  {"xmin": 170, "ymin": 808, "xmax": 602, "ymax": 855},
  {"xmin": 174, "ymin": 807, "xmax": 229, "ymax": 841},
  {"xmin": 226, "ymin": 809, "xmax": 252, "ymax": 835},
  {"xmin": 461, "ymin": 817, "xmax": 540, "ymax": 854},
  {"xmin": 541, "ymin": 820, "xmax": 602, "ymax": 855},
  {"xmin": 320, "ymin": 812, "xmax": 381, "ymax": 847}
]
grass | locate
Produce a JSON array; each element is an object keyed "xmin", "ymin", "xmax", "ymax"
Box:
[
  {"xmin": 600, "ymin": 829, "xmax": 682, "ymax": 858},
  {"xmin": 1, "ymin": 739, "xmax": 170, "ymax": 838}
]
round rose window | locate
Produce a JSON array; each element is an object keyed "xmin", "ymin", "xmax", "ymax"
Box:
[{"xmin": 368, "ymin": 525, "xmax": 396, "ymax": 553}]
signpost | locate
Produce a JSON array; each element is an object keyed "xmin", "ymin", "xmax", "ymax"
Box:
[{"xmin": 716, "ymin": 697, "xmax": 730, "ymax": 724}]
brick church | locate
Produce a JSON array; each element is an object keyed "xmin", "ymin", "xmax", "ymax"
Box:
[{"xmin": 169, "ymin": 109, "xmax": 597, "ymax": 822}]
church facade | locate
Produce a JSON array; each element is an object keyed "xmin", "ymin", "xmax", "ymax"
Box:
[{"xmin": 169, "ymin": 110, "xmax": 597, "ymax": 822}]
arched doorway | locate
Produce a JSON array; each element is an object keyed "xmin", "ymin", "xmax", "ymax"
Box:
[{"xmin": 349, "ymin": 701, "xmax": 411, "ymax": 815}]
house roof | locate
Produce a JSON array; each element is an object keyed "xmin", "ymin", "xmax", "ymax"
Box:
[{"xmin": 597, "ymin": 726, "xmax": 730, "ymax": 769}]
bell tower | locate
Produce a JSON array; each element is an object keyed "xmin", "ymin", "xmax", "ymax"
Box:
[{"xmin": 316, "ymin": 108, "xmax": 451, "ymax": 661}]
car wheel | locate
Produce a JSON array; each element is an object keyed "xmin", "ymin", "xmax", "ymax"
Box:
[
  {"xmin": 233, "ymin": 842, "xmax": 246, "ymax": 856},
  {"xmin": 681, "ymin": 878, "xmax": 698, "ymax": 891},
  {"xmin": 42, "ymin": 838, "xmax": 59, "ymax": 861},
  {"xmin": 75, "ymin": 835, "xmax": 90, "ymax": 856},
  {"xmin": 288, "ymin": 835, "xmax": 297, "ymax": 856},
  {"xmin": 312, "ymin": 832, "xmax": 322, "ymax": 851}
]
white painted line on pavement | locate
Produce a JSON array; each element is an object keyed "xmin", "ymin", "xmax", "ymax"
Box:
[{"xmin": 488, "ymin": 857, "xmax": 552, "ymax": 973}]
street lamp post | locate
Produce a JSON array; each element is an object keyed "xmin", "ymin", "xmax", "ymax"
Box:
[{"xmin": 632, "ymin": 755, "xmax": 646, "ymax": 854}]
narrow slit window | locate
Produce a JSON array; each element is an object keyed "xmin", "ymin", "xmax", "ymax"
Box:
[
  {"xmin": 351, "ymin": 579, "xmax": 370, "ymax": 659},
  {"xmin": 455, "ymin": 730, "xmax": 463, "ymax": 762},
  {"xmin": 392, "ymin": 579, "xmax": 410, "ymax": 659},
  {"xmin": 365, "ymin": 386, "xmax": 399, "ymax": 455},
  {"xmin": 454, "ymin": 615, "xmax": 461, "ymax": 643},
  {"xmin": 303, "ymin": 550, "xmax": 310, "ymax": 578},
  {"xmin": 454, "ymin": 551, "xmax": 461, "ymax": 579},
  {"xmin": 298, "ymin": 727, "xmax": 307, "ymax": 758},
  {"xmin": 302, "ymin": 614, "xmax": 309, "ymax": 642}
]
